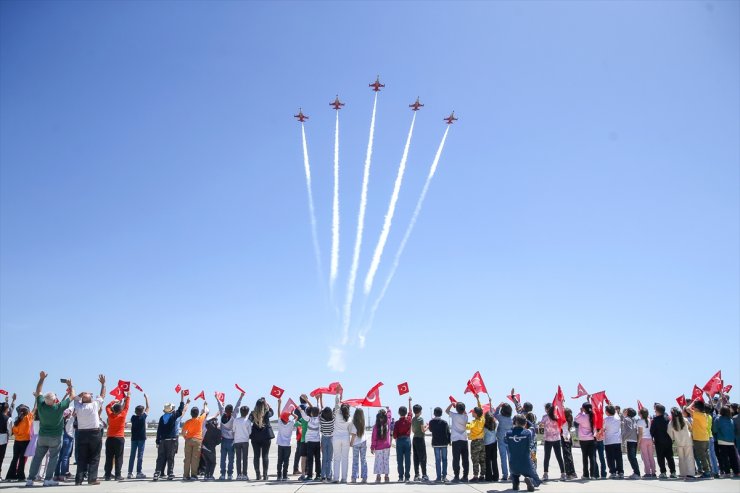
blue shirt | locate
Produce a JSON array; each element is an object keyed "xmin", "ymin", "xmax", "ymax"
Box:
[{"xmin": 130, "ymin": 413, "xmax": 147, "ymax": 441}]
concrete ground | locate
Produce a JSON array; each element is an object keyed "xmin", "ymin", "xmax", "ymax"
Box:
[{"xmin": 1, "ymin": 438, "xmax": 738, "ymax": 492}]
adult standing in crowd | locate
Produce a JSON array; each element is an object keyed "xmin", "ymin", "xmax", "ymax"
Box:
[
  {"xmin": 74, "ymin": 374, "xmax": 106, "ymax": 485},
  {"xmin": 249, "ymin": 397, "xmax": 274, "ymax": 481},
  {"xmin": 153, "ymin": 392, "xmax": 187, "ymax": 481}
]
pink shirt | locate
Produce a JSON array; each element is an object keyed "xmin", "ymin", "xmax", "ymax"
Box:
[
  {"xmin": 575, "ymin": 412, "xmax": 594, "ymax": 441},
  {"xmin": 371, "ymin": 410, "xmax": 392, "ymax": 451},
  {"xmin": 541, "ymin": 415, "xmax": 561, "ymax": 442}
]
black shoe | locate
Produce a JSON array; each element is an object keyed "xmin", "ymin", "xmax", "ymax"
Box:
[
  {"xmin": 451, "ymin": 476, "xmax": 460, "ymax": 483},
  {"xmin": 461, "ymin": 475, "xmax": 469, "ymax": 483},
  {"xmin": 525, "ymin": 477, "xmax": 535, "ymax": 492}
]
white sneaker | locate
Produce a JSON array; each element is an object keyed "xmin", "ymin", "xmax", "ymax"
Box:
[{"xmin": 43, "ymin": 480, "xmax": 59, "ymax": 487}]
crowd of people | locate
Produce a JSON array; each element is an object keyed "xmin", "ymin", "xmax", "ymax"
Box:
[{"xmin": 0, "ymin": 372, "xmax": 738, "ymax": 491}]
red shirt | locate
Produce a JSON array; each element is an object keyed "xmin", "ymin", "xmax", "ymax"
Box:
[{"xmin": 393, "ymin": 415, "xmax": 412, "ymax": 439}]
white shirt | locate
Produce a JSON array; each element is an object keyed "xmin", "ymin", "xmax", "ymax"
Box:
[
  {"xmin": 349, "ymin": 422, "xmax": 366, "ymax": 445},
  {"xmin": 74, "ymin": 396, "xmax": 103, "ymax": 430},
  {"xmin": 449, "ymin": 411, "xmax": 468, "ymax": 442},
  {"xmin": 333, "ymin": 415, "xmax": 351, "ymax": 441},
  {"xmin": 636, "ymin": 418, "xmax": 651, "ymax": 439},
  {"xmin": 603, "ymin": 415, "xmax": 622, "ymax": 445},
  {"xmin": 233, "ymin": 416, "xmax": 252, "ymax": 444},
  {"xmin": 299, "ymin": 409, "xmax": 321, "ymax": 442},
  {"xmin": 276, "ymin": 419, "xmax": 294, "ymax": 447}
]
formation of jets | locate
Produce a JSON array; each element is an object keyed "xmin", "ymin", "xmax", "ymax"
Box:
[{"xmin": 294, "ymin": 77, "xmax": 456, "ymax": 124}]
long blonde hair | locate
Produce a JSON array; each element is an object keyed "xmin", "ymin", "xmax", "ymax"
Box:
[{"xmin": 251, "ymin": 398, "xmax": 267, "ymax": 428}]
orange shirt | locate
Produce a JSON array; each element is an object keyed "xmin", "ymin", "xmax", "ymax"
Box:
[
  {"xmin": 106, "ymin": 400, "xmax": 130, "ymax": 438},
  {"xmin": 12, "ymin": 412, "xmax": 35, "ymax": 441},
  {"xmin": 182, "ymin": 415, "xmax": 206, "ymax": 440}
]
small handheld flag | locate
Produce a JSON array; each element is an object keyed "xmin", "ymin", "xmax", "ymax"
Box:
[
  {"xmin": 117, "ymin": 380, "xmax": 131, "ymax": 392},
  {"xmin": 132, "ymin": 382, "xmax": 143, "ymax": 392},
  {"xmin": 397, "ymin": 382, "xmax": 409, "ymax": 396},
  {"xmin": 235, "ymin": 384, "xmax": 246, "ymax": 394},
  {"xmin": 175, "ymin": 384, "xmax": 182, "ymax": 393},
  {"xmin": 194, "ymin": 390, "xmax": 205, "ymax": 401},
  {"xmin": 271, "ymin": 386, "xmax": 285, "ymax": 399}
]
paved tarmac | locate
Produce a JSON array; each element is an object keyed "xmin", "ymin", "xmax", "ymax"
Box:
[{"xmin": 1, "ymin": 438, "xmax": 738, "ymax": 492}]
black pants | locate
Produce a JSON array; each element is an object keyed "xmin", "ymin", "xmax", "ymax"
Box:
[
  {"xmin": 5, "ymin": 440, "xmax": 29, "ymax": 480},
  {"xmin": 251, "ymin": 439, "xmax": 271, "ymax": 478},
  {"xmin": 412, "ymin": 437, "xmax": 427, "ymax": 477},
  {"xmin": 561, "ymin": 438, "xmax": 576, "ymax": 476},
  {"xmin": 718, "ymin": 444, "xmax": 739, "ymax": 475},
  {"xmin": 277, "ymin": 445, "xmax": 291, "ymax": 478},
  {"xmin": 235, "ymin": 442, "xmax": 249, "ymax": 476},
  {"xmin": 292, "ymin": 442, "xmax": 303, "ymax": 473},
  {"xmin": 626, "ymin": 441, "xmax": 640, "ymax": 476},
  {"xmin": 543, "ymin": 440, "xmax": 564, "ymax": 473},
  {"xmin": 451, "ymin": 440, "xmax": 469, "ymax": 479},
  {"xmin": 75, "ymin": 429, "xmax": 102, "ymax": 484},
  {"xmin": 484, "ymin": 442, "xmax": 499, "ymax": 481},
  {"xmin": 202, "ymin": 446, "xmax": 217, "ymax": 478},
  {"xmin": 0, "ymin": 442, "xmax": 7, "ymax": 477},
  {"xmin": 604, "ymin": 443, "xmax": 623, "ymax": 475},
  {"xmin": 654, "ymin": 440, "xmax": 675, "ymax": 474},
  {"xmin": 579, "ymin": 439, "xmax": 598, "ymax": 479},
  {"xmin": 155, "ymin": 438, "xmax": 178, "ymax": 476},
  {"xmin": 104, "ymin": 437, "xmax": 125, "ymax": 478},
  {"xmin": 305, "ymin": 441, "xmax": 321, "ymax": 478}
]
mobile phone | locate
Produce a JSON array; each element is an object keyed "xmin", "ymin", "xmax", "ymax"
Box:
[{"xmin": 60, "ymin": 379, "xmax": 69, "ymax": 384}]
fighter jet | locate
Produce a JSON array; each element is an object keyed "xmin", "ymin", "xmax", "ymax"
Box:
[
  {"xmin": 444, "ymin": 111, "xmax": 458, "ymax": 124},
  {"xmin": 369, "ymin": 76, "xmax": 385, "ymax": 92},
  {"xmin": 330, "ymin": 96, "xmax": 345, "ymax": 110},
  {"xmin": 294, "ymin": 108, "xmax": 308, "ymax": 122},
  {"xmin": 409, "ymin": 97, "xmax": 424, "ymax": 111}
]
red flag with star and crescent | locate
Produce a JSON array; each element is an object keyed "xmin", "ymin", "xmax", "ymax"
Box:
[
  {"xmin": 676, "ymin": 395, "xmax": 687, "ymax": 407},
  {"xmin": 702, "ymin": 371, "xmax": 722, "ymax": 397},
  {"xmin": 723, "ymin": 384, "xmax": 732, "ymax": 394},
  {"xmin": 590, "ymin": 391, "xmax": 608, "ymax": 430},
  {"xmin": 271, "ymin": 386, "xmax": 285, "ymax": 399},
  {"xmin": 397, "ymin": 382, "xmax": 409, "ymax": 396},
  {"xmin": 553, "ymin": 385, "xmax": 567, "ymax": 427},
  {"xmin": 572, "ymin": 383, "xmax": 589, "ymax": 399},
  {"xmin": 175, "ymin": 384, "xmax": 182, "ymax": 393},
  {"xmin": 464, "ymin": 371, "xmax": 488, "ymax": 396},
  {"xmin": 215, "ymin": 392, "xmax": 225, "ymax": 404},
  {"xmin": 691, "ymin": 385, "xmax": 703, "ymax": 401},
  {"xmin": 344, "ymin": 382, "xmax": 384, "ymax": 408},
  {"xmin": 117, "ymin": 380, "xmax": 130, "ymax": 392},
  {"xmin": 194, "ymin": 390, "xmax": 205, "ymax": 401},
  {"xmin": 110, "ymin": 386, "xmax": 124, "ymax": 400},
  {"xmin": 280, "ymin": 398, "xmax": 298, "ymax": 422},
  {"xmin": 310, "ymin": 382, "xmax": 341, "ymax": 398}
]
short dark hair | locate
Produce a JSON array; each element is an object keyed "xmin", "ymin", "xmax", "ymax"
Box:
[
  {"xmin": 112, "ymin": 403, "xmax": 122, "ymax": 414},
  {"xmin": 135, "ymin": 405, "xmax": 145, "ymax": 416},
  {"xmin": 412, "ymin": 404, "xmax": 422, "ymax": 415},
  {"xmin": 240, "ymin": 406, "xmax": 249, "ymax": 417},
  {"xmin": 514, "ymin": 414, "xmax": 527, "ymax": 426},
  {"xmin": 433, "ymin": 407, "xmax": 443, "ymax": 417},
  {"xmin": 605, "ymin": 405, "xmax": 615, "ymax": 416},
  {"xmin": 522, "ymin": 402, "xmax": 533, "ymax": 413},
  {"xmin": 398, "ymin": 406, "xmax": 407, "ymax": 417},
  {"xmin": 191, "ymin": 407, "xmax": 199, "ymax": 418},
  {"xmin": 455, "ymin": 402, "xmax": 466, "ymax": 413},
  {"xmin": 626, "ymin": 408, "xmax": 637, "ymax": 418},
  {"xmin": 720, "ymin": 406, "xmax": 731, "ymax": 418},
  {"xmin": 500, "ymin": 403, "xmax": 512, "ymax": 417},
  {"xmin": 654, "ymin": 404, "xmax": 666, "ymax": 415}
]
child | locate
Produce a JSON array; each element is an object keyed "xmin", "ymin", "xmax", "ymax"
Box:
[
  {"xmin": 574, "ymin": 402, "xmax": 598, "ymax": 479},
  {"xmin": 649, "ymin": 403, "xmax": 676, "ymax": 478},
  {"xmin": 292, "ymin": 394, "xmax": 309, "ymax": 476},
  {"xmin": 127, "ymin": 394, "xmax": 149, "ymax": 479},
  {"xmin": 410, "ymin": 402, "xmax": 428, "ymax": 482},
  {"xmin": 483, "ymin": 408, "xmax": 499, "ymax": 482},
  {"xmin": 561, "ymin": 408, "xmax": 577, "ymax": 479},
  {"xmin": 667, "ymin": 407, "xmax": 696, "ymax": 479},
  {"xmin": 445, "ymin": 401, "xmax": 469, "ymax": 483},
  {"xmin": 318, "ymin": 393, "xmax": 339, "ymax": 481},
  {"xmin": 602, "ymin": 405, "xmax": 623, "ymax": 478},
  {"xmin": 232, "ymin": 405, "xmax": 251, "ymax": 481},
  {"xmin": 181, "ymin": 402, "xmax": 209, "ymax": 481},
  {"xmin": 331, "ymin": 390, "xmax": 351, "ymax": 484},
  {"xmin": 466, "ymin": 400, "xmax": 485, "ymax": 482},
  {"xmin": 539, "ymin": 403, "xmax": 565, "ymax": 481},
  {"xmin": 712, "ymin": 406, "xmax": 739, "ymax": 477},
  {"xmin": 294, "ymin": 410, "xmax": 308, "ymax": 480},
  {"xmin": 493, "ymin": 402, "xmax": 513, "ymax": 481},
  {"xmin": 275, "ymin": 398, "xmax": 294, "ymax": 481},
  {"xmin": 685, "ymin": 399, "xmax": 712, "ymax": 478},
  {"xmin": 216, "ymin": 391, "xmax": 244, "ymax": 481},
  {"xmin": 392, "ymin": 398, "xmax": 412, "ymax": 482},
  {"xmin": 103, "ymin": 393, "xmax": 130, "ymax": 481},
  {"xmin": 594, "ymin": 427, "xmax": 607, "ymax": 479},
  {"xmin": 298, "ymin": 404, "xmax": 321, "ymax": 481},
  {"xmin": 621, "ymin": 408, "xmax": 640, "ymax": 479},
  {"xmin": 370, "ymin": 408, "xmax": 392, "ymax": 483},
  {"xmin": 505, "ymin": 415, "xmax": 541, "ymax": 492},
  {"xmin": 524, "ymin": 412, "xmax": 538, "ymax": 469},
  {"xmin": 428, "ymin": 407, "xmax": 450, "ymax": 483},
  {"xmin": 201, "ymin": 417, "xmax": 222, "ymax": 481},
  {"xmin": 349, "ymin": 408, "xmax": 367, "ymax": 483},
  {"xmin": 636, "ymin": 407, "xmax": 656, "ymax": 478}
]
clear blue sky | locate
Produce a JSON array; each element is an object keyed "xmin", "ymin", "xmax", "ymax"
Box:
[{"xmin": 1, "ymin": 1, "xmax": 738, "ymax": 416}]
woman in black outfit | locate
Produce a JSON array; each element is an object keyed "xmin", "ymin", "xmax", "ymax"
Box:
[{"xmin": 249, "ymin": 398, "xmax": 274, "ymax": 480}]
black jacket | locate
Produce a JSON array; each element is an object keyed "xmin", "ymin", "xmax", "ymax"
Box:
[
  {"xmin": 156, "ymin": 402, "xmax": 185, "ymax": 444},
  {"xmin": 649, "ymin": 414, "xmax": 672, "ymax": 443},
  {"xmin": 428, "ymin": 417, "xmax": 451, "ymax": 446}
]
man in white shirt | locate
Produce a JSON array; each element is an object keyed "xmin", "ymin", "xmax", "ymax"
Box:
[{"xmin": 73, "ymin": 374, "xmax": 106, "ymax": 485}]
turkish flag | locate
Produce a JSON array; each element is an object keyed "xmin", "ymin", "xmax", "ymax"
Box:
[
  {"xmin": 552, "ymin": 385, "xmax": 567, "ymax": 427},
  {"xmin": 702, "ymin": 371, "xmax": 722, "ymax": 397},
  {"xmin": 132, "ymin": 382, "xmax": 143, "ymax": 392},
  {"xmin": 310, "ymin": 382, "xmax": 340, "ymax": 397},
  {"xmin": 397, "ymin": 382, "xmax": 409, "ymax": 396},
  {"xmin": 117, "ymin": 380, "xmax": 131, "ymax": 392},
  {"xmin": 572, "ymin": 383, "xmax": 589, "ymax": 399},
  {"xmin": 362, "ymin": 382, "xmax": 383, "ymax": 407},
  {"xmin": 235, "ymin": 384, "xmax": 246, "ymax": 394},
  {"xmin": 506, "ymin": 394, "xmax": 521, "ymax": 404},
  {"xmin": 280, "ymin": 398, "xmax": 298, "ymax": 422},
  {"xmin": 215, "ymin": 392, "xmax": 225, "ymax": 404},
  {"xmin": 723, "ymin": 384, "xmax": 732, "ymax": 394},
  {"xmin": 182, "ymin": 389, "xmax": 190, "ymax": 397},
  {"xmin": 271, "ymin": 386, "xmax": 285, "ymax": 399},
  {"xmin": 110, "ymin": 386, "xmax": 124, "ymax": 400},
  {"xmin": 194, "ymin": 390, "xmax": 205, "ymax": 401},
  {"xmin": 0, "ymin": 389, "xmax": 8, "ymax": 396},
  {"xmin": 449, "ymin": 395, "xmax": 457, "ymax": 404},
  {"xmin": 676, "ymin": 395, "xmax": 687, "ymax": 407},
  {"xmin": 464, "ymin": 371, "xmax": 488, "ymax": 396},
  {"xmin": 637, "ymin": 400, "xmax": 645, "ymax": 411},
  {"xmin": 175, "ymin": 384, "xmax": 182, "ymax": 393},
  {"xmin": 691, "ymin": 385, "xmax": 703, "ymax": 401},
  {"xmin": 590, "ymin": 391, "xmax": 608, "ymax": 430},
  {"xmin": 342, "ymin": 398, "xmax": 366, "ymax": 407}
]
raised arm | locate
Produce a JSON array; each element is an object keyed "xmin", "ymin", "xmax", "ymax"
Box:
[
  {"xmin": 216, "ymin": 393, "xmax": 225, "ymax": 415},
  {"xmin": 201, "ymin": 402, "xmax": 209, "ymax": 418},
  {"xmin": 35, "ymin": 371, "xmax": 48, "ymax": 397},
  {"xmin": 98, "ymin": 374, "xmax": 106, "ymax": 399},
  {"xmin": 234, "ymin": 392, "xmax": 244, "ymax": 411},
  {"xmin": 445, "ymin": 402, "xmax": 454, "ymax": 416},
  {"xmin": 143, "ymin": 393, "xmax": 149, "ymax": 414}
]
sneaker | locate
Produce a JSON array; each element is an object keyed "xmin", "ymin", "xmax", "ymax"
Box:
[
  {"xmin": 542, "ymin": 472, "xmax": 549, "ymax": 481},
  {"xmin": 127, "ymin": 473, "xmax": 133, "ymax": 480},
  {"xmin": 114, "ymin": 476, "xmax": 124, "ymax": 481},
  {"xmin": 451, "ymin": 476, "xmax": 460, "ymax": 483},
  {"xmin": 502, "ymin": 475, "xmax": 509, "ymax": 481},
  {"xmin": 313, "ymin": 476, "xmax": 322, "ymax": 482},
  {"xmin": 413, "ymin": 475, "xmax": 420, "ymax": 482},
  {"xmin": 298, "ymin": 475, "xmax": 307, "ymax": 481},
  {"xmin": 422, "ymin": 475, "xmax": 429, "ymax": 482},
  {"xmin": 670, "ymin": 474, "xmax": 677, "ymax": 479},
  {"xmin": 700, "ymin": 472, "xmax": 711, "ymax": 479},
  {"xmin": 618, "ymin": 473, "xmax": 624, "ymax": 479},
  {"xmin": 152, "ymin": 472, "xmax": 160, "ymax": 482},
  {"xmin": 103, "ymin": 476, "xmax": 111, "ymax": 481},
  {"xmin": 659, "ymin": 473, "xmax": 667, "ymax": 479},
  {"xmin": 560, "ymin": 473, "xmax": 567, "ymax": 481},
  {"xmin": 397, "ymin": 477, "xmax": 404, "ymax": 482},
  {"xmin": 461, "ymin": 475, "xmax": 469, "ymax": 483},
  {"xmin": 374, "ymin": 476, "xmax": 380, "ymax": 483},
  {"xmin": 218, "ymin": 474, "xmax": 224, "ymax": 481},
  {"xmin": 609, "ymin": 473, "xmax": 617, "ymax": 479},
  {"xmin": 136, "ymin": 473, "xmax": 146, "ymax": 479},
  {"xmin": 628, "ymin": 473, "xmax": 639, "ymax": 480},
  {"xmin": 167, "ymin": 474, "xmax": 175, "ymax": 480},
  {"xmin": 524, "ymin": 477, "xmax": 535, "ymax": 492},
  {"xmin": 25, "ymin": 480, "xmax": 34, "ymax": 487},
  {"xmin": 568, "ymin": 474, "xmax": 578, "ymax": 480},
  {"xmin": 228, "ymin": 474, "xmax": 233, "ymax": 481}
]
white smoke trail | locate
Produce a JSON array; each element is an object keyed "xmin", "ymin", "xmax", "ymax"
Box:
[
  {"xmin": 330, "ymin": 112, "xmax": 340, "ymax": 291},
  {"xmin": 342, "ymin": 93, "xmax": 378, "ymax": 345},
  {"xmin": 301, "ymin": 124, "xmax": 323, "ymax": 281},
  {"xmin": 363, "ymin": 112, "xmax": 417, "ymax": 295},
  {"xmin": 358, "ymin": 126, "xmax": 450, "ymax": 347}
]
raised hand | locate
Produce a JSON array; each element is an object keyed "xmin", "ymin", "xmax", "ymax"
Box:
[
  {"xmin": 39, "ymin": 371, "xmax": 48, "ymax": 380},
  {"xmin": 98, "ymin": 374, "xmax": 106, "ymax": 384}
]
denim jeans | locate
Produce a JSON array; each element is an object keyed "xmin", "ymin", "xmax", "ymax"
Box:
[
  {"xmin": 320, "ymin": 436, "xmax": 333, "ymax": 479},
  {"xmin": 498, "ymin": 439, "xmax": 509, "ymax": 477},
  {"xmin": 595, "ymin": 440, "xmax": 607, "ymax": 478},
  {"xmin": 351, "ymin": 442, "xmax": 367, "ymax": 481},
  {"xmin": 433, "ymin": 446, "xmax": 448, "ymax": 481},
  {"xmin": 396, "ymin": 436, "xmax": 411, "ymax": 480},
  {"xmin": 128, "ymin": 440, "xmax": 145, "ymax": 474},
  {"xmin": 56, "ymin": 434, "xmax": 74, "ymax": 477},
  {"xmin": 709, "ymin": 437, "xmax": 719, "ymax": 474},
  {"xmin": 28, "ymin": 435, "xmax": 62, "ymax": 481},
  {"xmin": 220, "ymin": 438, "xmax": 234, "ymax": 476}
]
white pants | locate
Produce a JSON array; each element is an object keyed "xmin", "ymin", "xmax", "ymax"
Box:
[{"xmin": 332, "ymin": 438, "xmax": 350, "ymax": 482}]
